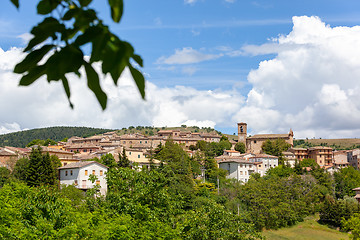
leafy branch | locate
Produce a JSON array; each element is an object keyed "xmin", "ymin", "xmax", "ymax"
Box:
[{"xmin": 10, "ymin": 0, "xmax": 145, "ymax": 110}]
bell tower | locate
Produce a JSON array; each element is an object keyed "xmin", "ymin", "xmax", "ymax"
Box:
[{"xmin": 237, "ymin": 122, "xmax": 247, "ymax": 146}]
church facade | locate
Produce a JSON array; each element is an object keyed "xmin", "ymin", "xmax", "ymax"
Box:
[{"xmin": 237, "ymin": 123, "xmax": 294, "ymax": 154}]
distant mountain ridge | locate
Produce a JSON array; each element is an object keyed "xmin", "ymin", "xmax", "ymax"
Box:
[{"xmin": 0, "ymin": 126, "xmax": 113, "ymax": 148}]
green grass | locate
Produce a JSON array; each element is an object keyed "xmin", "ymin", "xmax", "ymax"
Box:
[{"xmin": 263, "ymin": 215, "xmax": 349, "ymax": 240}]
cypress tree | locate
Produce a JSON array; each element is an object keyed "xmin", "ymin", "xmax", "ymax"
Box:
[{"xmin": 26, "ymin": 147, "xmax": 57, "ymax": 187}]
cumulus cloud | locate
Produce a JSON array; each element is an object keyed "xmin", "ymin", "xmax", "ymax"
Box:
[
  {"xmin": 156, "ymin": 47, "xmax": 222, "ymax": 65},
  {"xmin": 233, "ymin": 16, "xmax": 360, "ymax": 138},
  {"xmin": 3, "ymin": 16, "xmax": 360, "ymax": 139},
  {"xmin": 0, "ymin": 122, "xmax": 22, "ymax": 135},
  {"xmin": 0, "ymin": 47, "xmax": 243, "ymax": 134}
]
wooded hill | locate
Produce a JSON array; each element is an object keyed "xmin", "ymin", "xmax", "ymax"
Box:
[
  {"xmin": 0, "ymin": 126, "xmax": 113, "ymax": 148},
  {"xmin": 0, "ymin": 125, "xmax": 220, "ymax": 148}
]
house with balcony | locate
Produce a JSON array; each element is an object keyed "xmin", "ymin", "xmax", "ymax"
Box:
[{"xmin": 58, "ymin": 161, "xmax": 108, "ymax": 195}]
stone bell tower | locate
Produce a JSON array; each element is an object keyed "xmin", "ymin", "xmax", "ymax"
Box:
[{"xmin": 237, "ymin": 122, "xmax": 247, "ymax": 146}]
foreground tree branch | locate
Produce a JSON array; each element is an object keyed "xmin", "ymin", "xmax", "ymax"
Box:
[{"xmin": 10, "ymin": 0, "xmax": 145, "ymax": 110}]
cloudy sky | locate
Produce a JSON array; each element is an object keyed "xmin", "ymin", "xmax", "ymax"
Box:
[{"xmin": 1, "ymin": 0, "xmax": 360, "ymax": 139}]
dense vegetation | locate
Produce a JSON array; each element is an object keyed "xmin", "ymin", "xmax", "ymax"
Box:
[{"xmin": 0, "ymin": 126, "xmax": 113, "ymax": 147}]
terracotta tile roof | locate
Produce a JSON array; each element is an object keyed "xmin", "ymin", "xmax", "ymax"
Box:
[
  {"xmin": 250, "ymin": 154, "xmax": 278, "ymax": 159},
  {"xmin": 218, "ymin": 158, "xmax": 254, "ymax": 164},
  {"xmin": 309, "ymin": 146, "xmax": 333, "ymax": 150},
  {"xmin": 224, "ymin": 150, "xmax": 240, "ymax": 153},
  {"xmin": 291, "ymin": 147, "xmax": 307, "ymax": 151},
  {"xmin": 58, "ymin": 161, "xmax": 108, "ymax": 169},
  {"xmin": 0, "ymin": 149, "xmax": 16, "ymax": 156},
  {"xmin": 247, "ymin": 134, "xmax": 289, "ymax": 139}
]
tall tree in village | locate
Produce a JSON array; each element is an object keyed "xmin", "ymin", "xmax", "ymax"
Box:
[
  {"xmin": 118, "ymin": 148, "xmax": 130, "ymax": 168},
  {"xmin": 26, "ymin": 147, "xmax": 58, "ymax": 186},
  {"xmin": 101, "ymin": 153, "xmax": 117, "ymax": 168}
]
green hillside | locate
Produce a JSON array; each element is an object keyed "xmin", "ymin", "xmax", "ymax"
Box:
[
  {"xmin": 294, "ymin": 138, "xmax": 360, "ymax": 150},
  {"xmin": 263, "ymin": 215, "xmax": 348, "ymax": 240},
  {"xmin": 0, "ymin": 126, "xmax": 113, "ymax": 147}
]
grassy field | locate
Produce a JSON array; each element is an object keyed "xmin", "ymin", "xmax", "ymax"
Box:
[{"xmin": 263, "ymin": 215, "xmax": 349, "ymax": 240}]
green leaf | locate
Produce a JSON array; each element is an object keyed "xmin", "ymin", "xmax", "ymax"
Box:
[
  {"xmin": 10, "ymin": 0, "xmax": 19, "ymax": 9},
  {"xmin": 19, "ymin": 65, "xmax": 46, "ymax": 86},
  {"xmin": 84, "ymin": 62, "xmax": 107, "ymax": 110},
  {"xmin": 62, "ymin": 8, "xmax": 79, "ymax": 21},
  {"xmin": 79, "ymin": 0, "xmax": 92, "ymax": 7},
  {"xmin": 61, "ymin": 77, "xmax": 73, "ymax": 109},
  {"xmin": 129, "ymin": 65, "xmax": 145, "ymax": 99},
  {"xmin": 74, "ymin": 26, "xmax": 103, "ymax": 46},
  {"xmin": 109, "ymin": 60, "xmax": 126, "ymax": 85},
  {"xmin": 108, "ymin": 0, "xmax": 123, "ymax": 23},
  {"xmin": 14, "ymin": 44, "xmax": 54, "ymax": 74},
  {"xmin": 90, "ymin": 30, "xmax": 110, "ymax": 62},
  {"xmin": 45, "ymin": 45, "xmax": 84, "ymax": 81},
  {"xmin": 37, "ymin": 0, "xmax": 60, "ymax": 15},
  {"xmin": 132, "ymin": 54, "xmax": 143, "ymax": 67},
  {"xmin": 25, "ymin": 17, "xmax": 65, "ymax": 51}
]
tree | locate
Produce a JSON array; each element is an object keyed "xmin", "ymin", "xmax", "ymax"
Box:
[
  {"xmin": 262, "ymin": 139, "xmax": 291, "ymax": 157},
  {"xmin": 100, "ymin": 153, "xmax": 117, "ymax": 168},
  {"xmin": 25, "ymin": 147, "xmax": 58, "ymax": 186},
  {"xmin": 118, "ymin": 148, "xmax": 130, "ymax": 168},
  {"xmin": 12, "ymin": 157, "xmax": 29, "ymax": 181},
  {"xmin": 333, "ymin": 166, "xmax": 360, "ymax": 199},
  {"xmin": 9, "ymin": 0, "xmax": 145, "ymax": 110},
  {"xmin": 234, "ymin": 142, "xmax": 246, "ymax": 153},
  {"xmin": 0, "ymin": 167, "xmax": 11, "ymax": 187}
]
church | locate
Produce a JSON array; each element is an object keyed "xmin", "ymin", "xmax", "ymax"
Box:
[{"xmin": 237, "ymin": 123, "xmax": 293, "ymax": 154}]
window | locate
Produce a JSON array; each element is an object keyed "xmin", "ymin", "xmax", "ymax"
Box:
[
  {"xmin": 85, "ymin": 170, "xmax": 88, "ymax": 176},
  {"xmin": 145, "ymin": 141, "xmax": 147, "ymax": 143},
  {"xmin": 65, "ymin": 171, "xmax": 68, "ymax": 176},
  {"xmin": 254, "ymin": 140, "xmax": 257, "ymax": 144},
  {"xmin": 92, "ymin": 170, "xmax": 95, "ymax": 175},
  {"xmin": 100, "ymin": 170, "xmax": 103, "ymax": 176},
  {"xmin": 123, "ymin": 141, "xmax": 126, "ymax": 144},
  {"xmin": 70, "ymin": 170, "xmax": 73, "ymax": 176},
  {"xmin": 240, "ymin": 171, "xmax": 243, "ymax": 175},
  {"xmin": 140, "ymin": 141, "xmax": 142, "ymax": 143},
  {"xmin": 74, "ymin": 180, "xmax": 78, "ymax": 185},
  {"xmin": 96, "ymin": 180, "xmax": 100, "ymax": 185},
  {"xmin": 129, "ymin": 152, "xmax": 131, "ymax": 155},
  {"xmin": 138, "ymin": 154, "xmax": 140, "ymax": 158},
  {"xmin": 84, "ymin": 149, "xmax": 87, "ymax": 152}
]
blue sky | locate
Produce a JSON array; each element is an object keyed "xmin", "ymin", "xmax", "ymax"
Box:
[{"xmin": 1, "ymin": 0, "xmax": 360, "ymax": 138}]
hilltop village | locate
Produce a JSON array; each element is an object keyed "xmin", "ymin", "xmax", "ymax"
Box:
[
  {"xmin": 1, "ymin": 123, "xmax": 359, "ymax": 193},
  {"xmin": 1, "ymin": 123, "xmax": 360, "ymax": 239}
]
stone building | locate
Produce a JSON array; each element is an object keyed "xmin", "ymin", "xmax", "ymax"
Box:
[{"xmin": 237, "ymin": 122, "xmax": 294, "ymax": 154}]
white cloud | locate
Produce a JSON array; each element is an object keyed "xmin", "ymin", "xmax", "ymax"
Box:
[
  {"xmin": 182, "ymin": 66, "xmax": 197, "ymax": 76},
  {"xmin": 191, "ymin": 29, "xmax": 200, "ymax": 36},
  {"xmin": 225, "ymin": 0, "xmax": 235, "ymax": 3},
  {"xmin": 234, "ymin": 16, "xmax": 360, "ymax": 138},
  {"xmin": 0, "ymin": 47, "xmax": 243, "ymax": 134},
  {"xmin": 0, "ymin": 122, "xmax": 22, "ymax": 135},
  {"xmin": 156, "ymin": 47, "xmax": 222, "ymax": 65}
]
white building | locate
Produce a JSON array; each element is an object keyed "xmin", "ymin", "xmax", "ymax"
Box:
[
  {"xmin": 218, "ymin": 158, "xmax": 258, "ymax": 183},
  {"xmin": 58, "ymin": 161, "xmax": 108, "ymax": 195}
]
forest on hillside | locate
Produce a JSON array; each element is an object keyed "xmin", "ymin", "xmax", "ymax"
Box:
[{"xmin": 0, "ymin": 126, "xmax": 113, "ymax": 147}]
